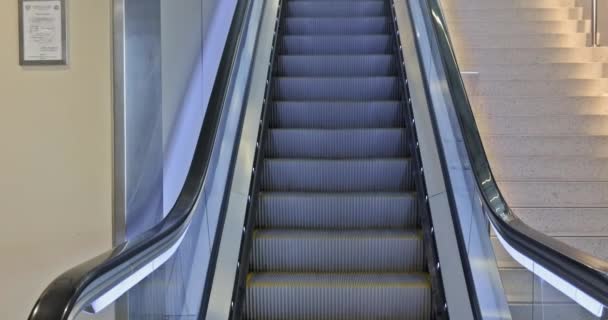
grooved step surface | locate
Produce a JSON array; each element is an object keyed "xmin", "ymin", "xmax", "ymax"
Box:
[
  {"xmin": 276, "ymin": 55, "xmax": 397, "ymax": 77},
  {"xmin": 285, "ymin": 1, "xmax": 388, "ymax": 17},
  {"xmin": 257, "ymin": 192, "xmax": 418, "ymax": 229},
  {"xmin": 245, "ymin": 273, "xmax": 431, "ymax": 320},
  {"xmin": 283, "ymin": 17, "xmax": 391, "ymax": 34},
  {"xmin": 271, "ymin": 101, "xmax": 404, "ymax": 128},
  {"xmin": 274, "ymin": 77, "xmax": 399, "ymax": 100},
  {"xmin": 251, "ymin": 229, "xmax": 423, "ymax": 272},
  {"xmin": 261, "ymin": 159, "xmax": 414, "ymax": 192},
  {"xmin": 243, "ymin": 0, "xmax": 430, "ymax": 318},
  {"xmin": 281, "ymin": 35, "xmax": 393, "ymax": 54},
  {"xmin": 266, "ymin": 128, "xmax": 408, "ymax": 158},
  {"xmin": 247, "ymin": 272, "xmax": 430, "ymax": 288}
]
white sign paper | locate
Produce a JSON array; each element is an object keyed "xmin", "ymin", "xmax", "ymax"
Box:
[{"xmin": 22, "ymin": 1, "xmax": 64, "ymax": 62}]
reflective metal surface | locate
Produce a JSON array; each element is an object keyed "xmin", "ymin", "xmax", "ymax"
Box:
[
  {"xmin": 28, "ymin": 0, "xmax": 256, "ymax": 318},
  {"xmin": 112, "ymin": 2, "xmax": 164, "ymax": 316},
  {"xmin": 592, "ymin": 0, "xmax": 598, "ymax": 46},
  {"xmin": 121, "ymin": 0, "xmax": 164, "ymax": 241},
  {"xmin": 204, "ymin": 1, "xmax": 280, "ymax": 318},
  {"xmin": 113, "ymin": 0, "xmax": 164, "ymax": 248},
  {"xmin": 403, "ymin": 0, "xmax": 512, "ymax": 317},
  {"xmin": 394, "ymin": 1, "xmax": 476, "ymax": 318},
  {"xmin": 112, "ymin": 0, "xmax": 127, "ymax": 246}
]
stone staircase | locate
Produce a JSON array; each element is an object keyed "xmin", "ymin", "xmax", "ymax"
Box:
[{"xmin": 441, "ymin": 0, "xmax": 608, "ymax": 318}]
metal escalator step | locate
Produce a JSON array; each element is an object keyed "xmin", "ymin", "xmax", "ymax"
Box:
[
  {"xmin": 285, "ymin": 1, "xmax": 388, "ymax": 17},
  {"xmin": 257, "ymin": 192, "xmax": 418, "ymax": 229},
  {"xmin": 271, "ymin": 101, "xmax": 403, "ymax": 128},
  {"xmin": 243, "ymin": 0, "xmax": 431, "ymax": 318},
  {"xmin": 265, "ymin": 128, "xmax": 408, "ymax": 158},
  {"xmin": 261, "ymin": 159, "xmax": 414, "ymax": 192},
  {"xmin": 276, "ymin": 55, "xmax": 396, "ymax": 77},
  {"xmin": 283, "ymin": 17, "xmax": 391, "ymax": 35},
  {"xmin": 244, "ymin": 272, "xmax": 431, "ymax": 320},
  {"xmin": 274, "ymin": 77, "xmax": 399, "ymax": 100},
  {"xmin": 251, "ymin": 229, "xmax": 424, "ymax": 272},
  {"xmin": 281, "ymin": 35, "xmax": 393, "ymax": 54}
]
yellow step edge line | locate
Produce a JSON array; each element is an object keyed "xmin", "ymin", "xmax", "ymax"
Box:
[
  {"xmin": 248, "ymin": 282, "xmax": 431, "ymax": 289},
  {"xmin": 247, "ymin": 273, "xmax": 431, "ymax": 289},
  {"xmin": 253, "ymin": 232, "xmax": 424, "ymax": 240}
]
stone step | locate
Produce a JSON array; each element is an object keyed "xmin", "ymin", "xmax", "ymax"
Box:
[
  {"xmin": 511, "ymin": 208, "xmax": 608, "ymax": 237},
  {"xmin": 509, "ymin": 302, "xmax": 599, "ymax": 320},
  {"xmin": 492, "ymin": 235, "xmax": 608, "ymax": 267},
  {"xmin": 443, "ymin": 7, "xmax": 583, "ymax": 21},
  {"xmin": 498, "ymin": 180, "xmax": 608, "ymax": 207},
  {"xmin": 499, "ymin": 268, "xmax": 579, "ymax": 303},
  {"xmin": 491, "ymin": 155, "xmax": 608, "ymax": 180},
  {"xmin": 456, "ymin": 33, "xmax": 592, "ymax": 48},
  {"xmin": 462, "ymin": 63, "xmax": 607, "ymax": 80},
  {"xmin": 471, "ymin": 96, "xmax": 608, "ymax": 116},
  {"xmin": 456, "ymin": 47, "xmax": 608, "ymax": 64},
  {"xmin": 454, "ymin": 33, "xmax": 591, "ymax": 48},
  {"xmin": 482, "ymin": 135, "xmax": 608, "ymax": 157},
  {"xmin": 443, "ymin": 0, "xmax": 579, "ymax": 9},
  {"xmin": 450, "ymin": 20, "xmax": 591, "ymax": 34},
  {"xmin": 477, "ymin": 115, "xmax": 608, "ymax": 135},
  {"xmin": 446, "ymin": 3, "xmax": 608, "ymax": 318},
  {"xmin": 467, "ymin": 79, "xmax": 608, "ymax": 97}
]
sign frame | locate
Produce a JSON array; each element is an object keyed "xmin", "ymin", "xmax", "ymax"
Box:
[{"xmin": 18, "ymin": 0, "xmax": 68, "ymax": 66}]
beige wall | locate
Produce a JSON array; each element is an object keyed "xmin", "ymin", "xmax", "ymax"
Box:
[{"xmin": 0, "ymin": 1, "xmax": 112, "ymax": 319}]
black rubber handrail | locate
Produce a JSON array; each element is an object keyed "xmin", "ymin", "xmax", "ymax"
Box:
[
  {"xmin": 419, "ymin": 0, "xmax": 608, "ymax": 315},
  {"xmin": 28, "ymin": 0, "xmax": 250, "ymax": 318}
]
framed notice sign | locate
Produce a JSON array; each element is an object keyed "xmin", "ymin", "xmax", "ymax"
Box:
[{"xmin": 19, "ymin": 0, "xmax": 67, "ymax": 65}]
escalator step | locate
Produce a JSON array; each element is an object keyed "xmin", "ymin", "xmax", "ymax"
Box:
[
  {"xmin": 281, "ymin": 35, "xmax": 393, "ymax": 54},
  {"xmin": 257, "ymin": 192, "xmax": 418, "ymax": 229},
  {"xmin": 242, "ymin": 0, "xmax": 431, "ymax": 318},
  {"xmin": 244, "ymin": 273, "xmax": 431, "ymax": 320},
  {"xmin": 250, "ymin": 229, "xmax": 424, "ymax": 272},
  {"xmin": 276, "ymin": 55, "xmax": 397, "ymax": 77},
  {"xmin": 270, "ymin": 101, "xmax": 404, "ymax": 128},
  {"xmin": 285, "ymin": 1, "xmax": 389, "ymax": 17},
  {"xmin": 273, "ymin": 77, "xmax": 399, "ymax": 100},
  {"xmin": 261, "ymin": 159, "xmax": 414, "ymax": 192},
  {"xmin": 265, "ymin": 128, "xmax": 408, "ymax": 158},
  {"xmin": 283, "ymin": 17, "xmax": 391, "ymax": 35}
]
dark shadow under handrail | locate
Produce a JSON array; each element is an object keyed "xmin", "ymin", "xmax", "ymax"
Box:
[
  {"xmin": 418, "ymin": 0, "xmax": 608, "ymax": 316},
  {"xmin": 28, "ymin": 0, "xmax": 250, "ymax": 319}
]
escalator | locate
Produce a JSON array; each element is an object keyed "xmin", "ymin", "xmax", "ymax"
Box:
[
  {"xmin": 239, "ymin": 0, "xmax": 431, "ymax": 318},
  {"xmin": 28, "ymin": 0, "xmax": 608, "ymax": 319}
]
